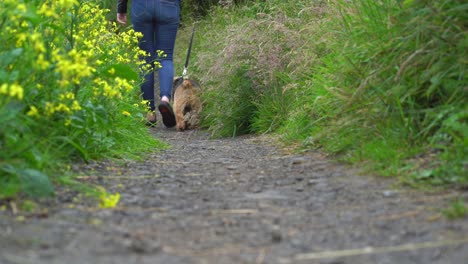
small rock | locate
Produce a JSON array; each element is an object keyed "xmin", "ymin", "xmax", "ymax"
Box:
[
  {"xmin": 130, "ymin": 239, "xmax": 161, "ymax": 254},
  {"xmin": 251, "ymin": 187, "xmax": 263, "ymax": 193},
  {"xmin": 382, "ymin": 190, "xmax": 398, "ymax": 198},
  {"xmin": 271, "ymin": 227, "xmax": 282, "ymax": 243},
  {"xmin": 308, "ymin": 179, "xmax": 320, "ymax": 186},
  {"xmin": 291, "ymin": 158, "xmax": 306, "ymax": 165}
]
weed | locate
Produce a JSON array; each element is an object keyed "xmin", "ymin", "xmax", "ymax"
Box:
[{"xmin": 443, "ymin": 199, "xmax": 468, "ymax": 220}]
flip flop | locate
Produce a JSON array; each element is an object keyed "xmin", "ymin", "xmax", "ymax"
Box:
[
  {"xmin": 145, "ymin": 112, "xmax": 157, "ymax": 127},
  {"xmin": 158, "ymin": 101, "xmax": 176, "ymax": 128},
  {"xmin": 145, "ymin": 120, "xmax": 157, "ymax": 127}
]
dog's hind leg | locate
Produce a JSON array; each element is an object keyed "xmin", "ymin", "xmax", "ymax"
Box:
[{"xmin": 176, "ymin": 102, "xmax": 187, "ymax": 131}]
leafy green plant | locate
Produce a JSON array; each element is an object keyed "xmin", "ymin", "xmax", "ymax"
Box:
[{"xmin": 0, "ymin": 0, "xmax": 162, "ymax": 199}]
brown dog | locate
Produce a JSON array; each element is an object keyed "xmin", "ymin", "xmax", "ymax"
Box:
[{"xmin": 172, "ymin": 78, "xmax": 202, "ymax": 131}]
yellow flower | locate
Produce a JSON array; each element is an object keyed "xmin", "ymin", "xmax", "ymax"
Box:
[
  {"xmin": 0, "ymin": 83, "xmax": 23, "ymax": 100},
  {"xmin": 56, "ymin": 103, "xmax": 71, "ymax": 113},
  {"xmin": 64, "ymin": 118, "xmax": 72, "ymax": 126},
  {"xmin": 9, "ymin": 83, "xmax": 24, "ymax": 100},
  {"xmin": 16, "ymin": 33, "xmax": 27, "ymax": 46},
  {"xmin": 71, "ymin": 100, "xmax": 81, "ymax": 111},
  {"xmin": 38, "ymin": 3, "xmax": 58, "ymax": 18},
  {"xmin": 29, "ymin": 32, "xmax": 47, "ymax": 53},
  {"xmin": 27, "ymin": 106, "xmax": 39, "ymax": 117},
  {"xmin": 122, "ymin": 111, "xmax": 131, "ymax": 116},
  {"xmin": 59, "ymin": 92, "xmax": 75, "ymax": 100},
  {"xmin": 115, "ymin": 77, "xmax": 134, "ymax": 93},
  {"xmin": 56, "ymin": 0, "xmax": 78, "ymax": 9},
  {"xmin": 16, "ymin": 4, "xmax": 27, "ymax": 12},
  {"xmin": 0, "ymin": 84, "xmax": 7, "ymax": 95},
  {"xmin": 45, "ymin": 102, "xmax": 55, "ymax": 115},
  {"xmin": 36, "ymin": 54, "xmax": 50, "ymax": 70},
  {"xmin": 99, "ymin": 191, "xmax": 120, "ymax": 208},
  {"xmin": 34, "ymin": 41, "xmax": 46, "ymax": 53}
]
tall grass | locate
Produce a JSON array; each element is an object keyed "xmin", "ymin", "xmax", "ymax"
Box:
[
  {"xmin": 304, "ymin": 0, "xmax": 467, "ymax": 183},
  {"xmin": 189, "ymin": 0, "xmax": 467, "ymax": 185},
  {"xmin": 192, "ymin": 0, "xmax": 329, "ymax": 136}
]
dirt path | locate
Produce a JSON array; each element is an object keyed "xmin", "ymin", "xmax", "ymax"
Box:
[{"xmin": 1, "ymin": 126, "xmax": 467, "ymax": 264}]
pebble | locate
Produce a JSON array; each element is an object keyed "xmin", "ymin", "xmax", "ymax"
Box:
[{"xmin": 382, "ymin": 190, "xmax": 398, "ymax": 198}]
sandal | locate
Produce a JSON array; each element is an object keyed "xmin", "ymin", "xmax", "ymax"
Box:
[
  {"xmin": 145, "ymin": 112, "xmax": 157, "ymax": 127},
  {"xmin": 158, "ymin": 101, "xmax": 176, "ymax": 128}
]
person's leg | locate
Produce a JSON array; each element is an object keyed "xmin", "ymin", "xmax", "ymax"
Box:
[
  {"xmin": 158, "ymin": 60, "xmax": 175, "ymax": 103},
  {"xmin": 131, "ymin": 1, "xmax": 157, "ymax": 112},
  {"xmin": 155, "ymin": 0, "xmax": 180, "ymax": 127},
  {"xmin": 155, "ymin": 0, "xmax": 180, "ymax": 102}
]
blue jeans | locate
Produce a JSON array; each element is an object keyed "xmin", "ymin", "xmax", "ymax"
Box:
[{"xmin": 131, "ymin": 0, "xmax": 180, "ymax": 111}]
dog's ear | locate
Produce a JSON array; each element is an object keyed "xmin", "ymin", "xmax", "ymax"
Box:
[
  {"xmin": 172, "ymin": 76, "xmax": 184, "ymax": 99},
  {"xmin": 173, "ymin": 76, "xmax": 184, "ymax": 87}
]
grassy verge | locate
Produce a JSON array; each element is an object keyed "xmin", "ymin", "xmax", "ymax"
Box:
[{"xmin": 185, "ymin": 0, "xmax": 467, "ymax": 186}]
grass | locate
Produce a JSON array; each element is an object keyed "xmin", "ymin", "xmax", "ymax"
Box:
[
  {"xmin": 443, "ymin": 198, "xmax": 468, "ymax": 220},
  {"xmin": 184, "ymin": 0, "xmax": 467, "ymax": 186},
  {"xmin": 202, "ymin": 65, "xmax": 258, "ymax": 137}
]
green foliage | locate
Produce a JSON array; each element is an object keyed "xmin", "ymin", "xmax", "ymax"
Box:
[
  {"xmin": 181, "ymin": 0, "xmax": 219, "ymax": 19},
  {"xmin": 202, "ymin": 65, "xmax": 257, "ymax": 137},
  {"xmin": 3, "ymin": 167, "xmax": 55, "ymax": 198},
  {"xmin": 189, "ymin": 0, "xmax": 467, "ymax": 185},
  {"xmin": 192, "ymin": 0, "xmax": 328, "ymax": 137},
  {"xmin": 251, "ymin": 74, "xmax": 295, "ymax": 134},
  {"xmin": 180, "ymin": 0, "xmax": 250, "ymax": 21},
  {"xmin": 0, "ymin": 0, "xmax": 163, "ymax": 199},
  {"xmin": 442, "ymin": 199, "xmax": 468, "ymax": 220},
  {"xmin": 312, "ymin": 0, "xmax": 468, "ymax": 183}
]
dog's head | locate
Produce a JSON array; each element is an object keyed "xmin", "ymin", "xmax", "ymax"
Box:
[
  {"xmin": 172, "ymin": 77, "xmax": 184, "ymax": 99},
  {"xmin": 173, "ymin": 77, "xmax": 184, "ymax": 89}
]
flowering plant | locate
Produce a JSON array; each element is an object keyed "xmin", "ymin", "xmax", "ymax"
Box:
[{"xmin": 0, "ymin": 0, "xmax": 159, "ymax": 198}]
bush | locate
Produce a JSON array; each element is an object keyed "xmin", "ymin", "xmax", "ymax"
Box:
[{"xmin": 0, "ymin": 0, "xmax": 162, "ymax": 198}]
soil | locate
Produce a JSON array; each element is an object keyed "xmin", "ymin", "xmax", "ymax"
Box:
[{"xmin": 1, "ymin": 125, "xmax": 467, "ymax": 264}]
